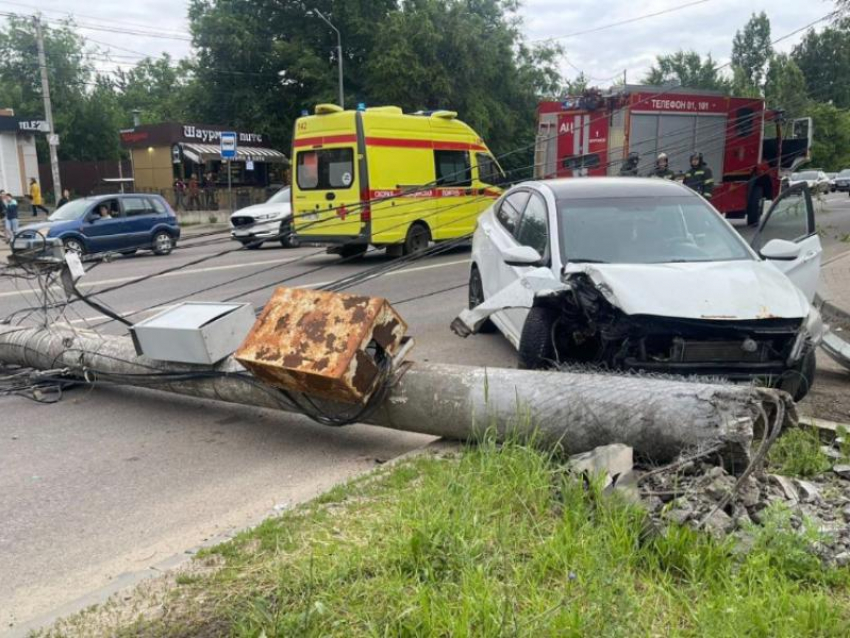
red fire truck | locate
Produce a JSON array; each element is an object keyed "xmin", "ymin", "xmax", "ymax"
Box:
[{"xmin": 535, "ymin": 85, "xmax": 812, "ymax": 225}]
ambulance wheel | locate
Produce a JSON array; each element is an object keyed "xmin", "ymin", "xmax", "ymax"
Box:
[
  {"xmin": 338, "ymin": 244, "xmax": 368, "ymax": 260},
  {"xmin": 746, "ymin": 185, "xmax": 763, "ymax": 227},
  {"xmin": 468, "ymin": 266, "xmax": 496, "ymax": 333},
  {"xmin": 404, "ymin": 223, "xmax": 431, "ymax": 256}
]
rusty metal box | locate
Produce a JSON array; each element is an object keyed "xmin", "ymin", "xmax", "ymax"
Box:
[{"xmin": 235, "ymin": 287, "xmax": 408, "ymax": 404}]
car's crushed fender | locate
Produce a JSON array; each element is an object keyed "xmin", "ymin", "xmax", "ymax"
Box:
[{"xmin": 450, "ymin": 267, "xmax": 565, "ymax": 337}]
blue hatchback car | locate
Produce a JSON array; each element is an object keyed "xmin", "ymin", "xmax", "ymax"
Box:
[{"xmin": 18, "ymin": 193, "xmax": 181, "ymax": 256}]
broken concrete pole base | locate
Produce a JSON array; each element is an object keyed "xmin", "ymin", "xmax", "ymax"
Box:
[{"xmin": 0, "ymin": 325, "xmax": 796, "ymax": 462}]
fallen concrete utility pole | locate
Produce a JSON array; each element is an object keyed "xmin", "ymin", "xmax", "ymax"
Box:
[{"xmin": 0, "ymin": 325, "xmax": 796, "ymax": 462}]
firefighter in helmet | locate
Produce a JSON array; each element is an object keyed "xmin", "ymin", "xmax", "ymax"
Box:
[
  {"xmin": 619, "ymin": 151, "xmax": 640, "ymax": 177},
  {"xmin": 649, "ymin": 152, "xmax": 675, "ymax": 180},
  {"xmin": 683, "ymin": 151, "xmax": 714, "ymax": 198}
]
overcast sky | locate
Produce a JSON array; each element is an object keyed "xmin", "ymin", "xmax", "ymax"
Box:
[{"xmin": 0, "ymin": 0, "xmax": 839, "ymax": 88}]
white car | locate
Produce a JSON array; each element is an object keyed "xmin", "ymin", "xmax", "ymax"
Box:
[
  {"xmin": 230, "ymin": 186, "xmax": 299, "ymax": 249},
  {"xmin": 454, "ymin": 177, "xmax": 824, "ymax": 401},
  {"xmin": 788, "ymin": 170, "xmax": 830, "ymax": 195}
]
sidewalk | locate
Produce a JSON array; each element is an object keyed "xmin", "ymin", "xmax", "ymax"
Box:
[{"xmin": 819, "ymin": 251, "xmax": 850, "ymax": 326}]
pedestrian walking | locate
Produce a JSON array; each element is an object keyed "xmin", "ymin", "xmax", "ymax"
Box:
[
  {"xmin": 3, "ymin": 192, "xmax": 19, "ymax": 243},
  {"xmin": 173, "ymin": 178, "xmax": 186, "ymax": 211},
  {"xmin": 618, "ymin": 152, "xmax": 640, "ymax": 177},
  {"xmin": 28, "ymin": 178, "xmax": 49, "ymax": 215},
  {"xmin": 683, "ymin": 152, "xmax": 715, "ymax": 199},
  {"xmin": 56, "ymin": 189, "xmax": 71, "ymax": 209},
  {"xmin": 187, "ymin": 174, "xmax": 201, "ymax": 211},
  {"xmin": 0, "ymin": 189, "xmax": 6, "ymax": 221}
]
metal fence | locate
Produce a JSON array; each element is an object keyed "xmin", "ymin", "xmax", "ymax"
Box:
[{"xmin": 134, "ymin": 185, "xmax": 284, "ymax": 212}]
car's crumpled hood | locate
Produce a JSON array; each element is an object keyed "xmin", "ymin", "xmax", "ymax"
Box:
[
  {"xmin": 563, "ymin": 261, "xmax": 811, "ymax": 321},
  {"xmin": 231, "ymin": 201, "xmax": 291, "ymax": 220}
]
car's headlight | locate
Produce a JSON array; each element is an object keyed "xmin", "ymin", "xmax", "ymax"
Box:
[{"xmin": 255, "ymin": 213, "xmax": 279, "ymax": 221}]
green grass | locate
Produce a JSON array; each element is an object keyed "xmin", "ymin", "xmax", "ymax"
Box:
[
  {"xmin": 59, "ymin": 441, "xmax": 850, "ymax": 637},
  {"xmin": 769, "ymin": 427, "xmax": 833, "ymax": 478}
]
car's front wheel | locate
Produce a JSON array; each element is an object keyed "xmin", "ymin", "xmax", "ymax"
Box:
[
  {"xmin": 518, "ymin": 306, "xmax": 558, "ymax": 370},
  {"xmin": 468, "ymin": 266, "xmax": 496, "ymax": 333},
  {"xmin": 62, "ymin": 237, "xmax": 85, "ymax": 256},
  {"xmin": 778, "ymin": 349, "xmax": 817, "ymax": 402},
  {"xmin": 152, "ymin": 231, "xmax": 174, "ymax": 255}
]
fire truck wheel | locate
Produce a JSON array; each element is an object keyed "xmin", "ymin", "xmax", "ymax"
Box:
[
  {"xmin": 404, "ymin": 223, "xmax": 431, "ymax": 256},
  {"xmin": 746, "ymin": 185, "xmax": 764, "ymax": 227}
]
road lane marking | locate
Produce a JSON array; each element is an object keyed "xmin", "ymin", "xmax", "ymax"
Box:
[{"xmin": 59, "ymin": 258, "xmax": 471, "ymax": 325}]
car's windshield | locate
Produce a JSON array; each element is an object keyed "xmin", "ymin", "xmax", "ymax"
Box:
[
  {"xmin": 48, "ymin": 199, "xmax": 90, "ymax": 221},
  {"xmin": 793, "ymin": 171, "xmax": 818, "ymax": 180},
  {"xmin": 266, "ymin": 187, "xmax": 291, "ymax": 204},
  {"xmin": 839, "ymin": 169, "xmax": 850, "ymax": 177},
  {"xmin": 557, "ymin": 196, "xmax": 754, "ymax": 265}
]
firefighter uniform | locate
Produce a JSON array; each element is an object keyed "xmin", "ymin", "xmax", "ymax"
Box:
[
  {"xmin": 650, "ymin": 166, "xmax": 676, "ymax": 180},
  {"xmin": 683, "ymin": 154, "xmax": 714, "ymax": 198},
  {"xmin": 618, "ymin": 153, "xmax": 640, "ymax": 177}
]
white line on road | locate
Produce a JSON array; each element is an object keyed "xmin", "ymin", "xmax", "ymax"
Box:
[
  {"xmin": 60, "ymin": 258, "xmax": 471, "ymax": 325},
  {"xmin": 0, "ymin": 256, "xmax": 303, "ymax": 299}
]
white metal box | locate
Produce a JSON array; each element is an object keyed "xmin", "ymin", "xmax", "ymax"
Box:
[{"xmin": 130, "ymin": 302, "xmax": 255, "ymax": 365}]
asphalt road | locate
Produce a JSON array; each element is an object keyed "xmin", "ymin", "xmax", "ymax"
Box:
[{"xmin": 2, "ymin": 192, "xmax": 850, "ymax": 632}]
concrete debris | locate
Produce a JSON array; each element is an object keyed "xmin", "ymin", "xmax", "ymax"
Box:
[
  {"xmin": 640, "ymin": 459, "xmax": 850, "ymax": 565},
  {"xmin": 821, "ymin": 445, "xmax": 843, "ymax": 460},
  {"xmin": 768, "ymin": 474, "xmax": 799, "ymax": 503},
  {"xmin": 569, "ymin": 444, "xmax": 633, "ymax": 485},
  {"xmin": 833, "ymin": 464, "xmax": 850, "ymax": 479}
]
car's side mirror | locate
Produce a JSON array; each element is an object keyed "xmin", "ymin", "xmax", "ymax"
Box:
[
  {"xmin": 502, "ymin": 245, "xmax": 543, "ymax": 267},
  {"xmin": 759, "ymin": 238, "xmax": 802, "ymax": 261}
]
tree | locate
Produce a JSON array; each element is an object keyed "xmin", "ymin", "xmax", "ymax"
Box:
[
  {"xmin": 792, "ymin": 19, "xmax": 850, "ymax": 109},
  {"xmin": 731, "ymin": 12, "xmax": 772, "ymax": 91},
  {"xmin": 807, "ymin": 101, "xmax": 850, "ymax": 171},
  {"xmin": 0, "ymin": 15, "xmax": 109, "ymax": 161},
  {"xmin": 113, "ymin": 55, "xmax": 193, "ymax": 126},
  {"xmin": 764, "ymin": 54, "xmax": 808, "ymax": 120},
  {"xmin": 644, "ymin": 51, "xmax": 729, "ymax": 92},
  {"xmin": 185, "ymin": 0, "xmax": 399, "ymax": 153},
  {"xmin": 362, "ymin": 0, "xmax": 560, "ymax": 178}
]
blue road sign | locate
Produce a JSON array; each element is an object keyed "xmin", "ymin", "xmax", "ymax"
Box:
[{"xmin": 220, "ymin": 131, "xmax": 237, "ymax": 160}]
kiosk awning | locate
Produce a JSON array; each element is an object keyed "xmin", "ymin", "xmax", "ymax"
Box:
[{"xmin": 181, "ymin": 143, "xmax": 288, "ymax": 164}]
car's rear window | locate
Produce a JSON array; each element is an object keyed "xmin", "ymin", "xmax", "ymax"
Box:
[{"xmin": 296, "ymin": 149, "xmax": 354, "ymax": 190}]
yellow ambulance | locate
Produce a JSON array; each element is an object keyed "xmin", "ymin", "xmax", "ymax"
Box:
[{"xmin": 291, "ymin": 104, "xmax": 505, "ymax": 257}]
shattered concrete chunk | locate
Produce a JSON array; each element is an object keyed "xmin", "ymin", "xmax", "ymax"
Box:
[
  {"xmin": 834, "ymin": 552, "xmax": 850, "ymax": 568},
  {"xmin": 569, "ymin": 444, "xmax": 633, "ymax": 486},
  {"xmin": 833, "ymin": 464, "xmax": 850, "ymax": 479},
  {"xmin": 821, "ymin": 445, "xmax": 843, "ymax": 460},
  {"xmin": 794, "ymin": 479, "xmax": 822, "ymax": 503},
  {"xmin": 768, "ymin": 474, "xmax": 799, "ymax": 503},
  {"xmin": 702, "ymin": 509, "xmax": 734, "ymax": 537}
]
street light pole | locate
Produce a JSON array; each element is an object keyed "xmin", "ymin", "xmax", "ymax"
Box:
[
  {"xmin": 309, "ymin": 9, "xmax": 344, "ymax": 108},
  {"xmin": 33, "ymin": 15, "xmax": 62, "ymax": 205}
]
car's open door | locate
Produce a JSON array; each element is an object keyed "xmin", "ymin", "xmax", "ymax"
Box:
[{"xmin": 750, "ymin": 183, "xmax": 822, "ymax": 302}]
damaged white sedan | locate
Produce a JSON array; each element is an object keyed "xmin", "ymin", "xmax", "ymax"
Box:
[{"xmin": 453, "ymin": 177, "xmax": 824, "ymax": 401}]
